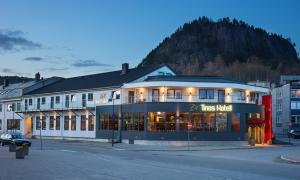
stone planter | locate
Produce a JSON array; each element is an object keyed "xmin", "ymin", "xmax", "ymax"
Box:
[
  {"xmin": 16, "ymin": 147, "xmax": 25, "ymax": 159},
  {"xmin": 9, "ymin": 144, "xmax": 16, "ymax": 152}
]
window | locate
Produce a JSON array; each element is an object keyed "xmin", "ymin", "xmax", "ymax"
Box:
[
  {"xmin": 231, "ymin": 113, "xmax": 240, "ymax": 132},
  {"xmin": 148, "ymin": 112, "xmax": 177, "ymax": 132},
  {"xmin": 81, "ymin": 115, "xmax": 86, "ymax": 130},
  {"xmin": 55, "ymin": 116, "xmax": 60, "ymax": 130},
  {"xmin": 25, "ymin": 99, "xmax": 28, "ymax": 111},
  {"xmin": 65, "ymin": 95, "xmax": 69, "ymax": 108},
  {"xmin": 88, "ymin": 115, "xmax": 94, "ymax": 131},
  {"xmin": 50, "ymin": 97, "xmax": 54, "ymax": 109},
  {"xmin": 16, "ymin": 103, "xmax": 21, "ymax": 111},
  {"xmin": 291, "ymin": 101, "xmax": 300, "ymax": 109},
  {"xmin": 0, "ymin": 119, "xmax": 2, "ymax": 130},
  {"xmin": 167, "ymin": 89, "xmax": 182, "ymax": 99},
  {"xmin": 71, "ymin": 95, "xmax": 76, "ymax": 102},
  {"xmin": 199, "ymin": 89, "xmax": 214, "ymax": 99},
  {"xmin": 49, "ymin": 116, "xmax": 54, "ymax": 130},
  {"xmin": 238, "ymin": 91, "xmax": 246, "ymax": 101},
  {"xmin": 82, "ymin": 94, "xmax": 86, "ymax": 107},
  {"xmin": 71, "ymin": 116, "xmax": 76, "ymax": 131},
  {"xmin": 64, "ymin": 116, "xmax": 69, "ymax": 130},
  {"xmin": 7, "ymin": 119, "xmax": 20, "ymax": 130},
  {"xmin": 36, "ymin": 117, "xmax": 41, "ymax": 130},
  {"xmin": 88, "ymin": 93, "xmax": 93, "ymax": 101},
  {"xmin": 216, "ymin": 113, "xmax": 227, "ymax": 132},
  {"xmin": 0, "ymin": 104, "xmax": 2, "ymax": 112},
  {"xmin": 123, "ymin": 112, "xmax": 144, "ymax": 131},
  {"xmin": 37, "ymin": 98, "xmax": 41, "ymax": 109},
  {"xmin": 42, "ymin": 116, "xmax": 46, "ymax": 130},
  {"xmin": 99, "ymin": 113, "xmax": 118, "ymax": 130},
  {"xmin": 29, "ymin": 99, "xmax": 33, "ymax": 106},
  {"xmin": 41, "ymin": 97, "xmax": 46, "ymax": 105},
  {"xmin": 55, "ymin": 96, "xmax": 60, "ymax": 104},
  {"xmin": 191, "ymin": 113, "xmax": 216, "ymax": 131},
  {"xmin": 291, "ymin": 90, "xmax": 300, "ymax": 98},
  {"xmin": 250, "ymin": 92, "xmax": 258, "ymax": 102}
]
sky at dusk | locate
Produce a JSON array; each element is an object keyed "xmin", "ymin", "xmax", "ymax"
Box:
[{"xmin": 0, "ymin": 0, "xmax": 299, "ymax": 78}]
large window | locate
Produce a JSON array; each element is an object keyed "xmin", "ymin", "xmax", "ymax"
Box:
[
  {"xmin": 71, "ymin": 116, "xmax": 76, "ymax": 131},
  {"xmin": 99, "ymin": 113, "xmax": 118, "ymax": 130},
  {"xmin": 231, "ymin": 113, "xmax": 240, "ymax": 132},
  {"xmin": 199, "ymin": 89, "xmax": 214, "ymax": 99},
  {"xmin": 148, "ymin": 112, "xmax": 176, "ymax": 132},
  {"xmin": 0, "ymin": 104, "xmax": 2, "ymax": 112},
  {"xmin": 41, "ymin": 116, "xmax": 46, "ymax": 130},
  {"xmin": 36, "ymin": 117, "xmax": 41, "ymax": 130},
  {"xmin": 55, "ymin": 116, "xmax": 60, "ymax": 130},
  {"xmin": 88, "ymin": 115, "xmax": 94, "ymax": 131},
  {"xmin": 237, "ymin": 91, "xmax": 246, "ymax": 101},
  {"xmin": 81, "ymin": 115, "xmax": 86, "ymax": 130},
  {"xmin": 55, "ymin": 96, "xmax": 60, "ymax": 104},
  {"xmin": 8, "ymin": 119, "xmax": 20, "ymax": 130},
  {"xmin": 49, "ymin": 116, "xmax": 55, "ymax": 130},
  {"xmin": 29, "ymin": 99, "xmax": 33, "ymax": 106},
  {"xmin": 41, "ymin": 97, "xmax": 46, "ymax": 105},
  {"xmin": 64, "ymin": 116, "xmax": 69, "ymax": 130},
  {"xmin": 0, "ymin": 119, "xmax": 2, "ymax": 130},
  {"xmin": 179, "ymin": 113, "xmax": 189, "ymax": 131},
  {"xmin": 191, "ymin": 113, "xmax": 216, "ymax": 131},
  {"xmin": 167, "ymin": 89, "xmax": 182, "ymax": 99},
  {"xmin": 216, "ymin": 113, "xmax": 227, "ymax": 132},
  {"xmin": 123, "ymin": 112, "xmax": 144, "ymax": 131}
]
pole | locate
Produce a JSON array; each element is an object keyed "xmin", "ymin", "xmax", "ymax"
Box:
[
  {"xmin": 40, "ymin": 119, "xmax": 42, "ymax": 150},
  {"xmin": 112, "ymin": 98, "xmax": 114, "ymax": 147},
  {"xmin": 187, "ymin": 125, "xmax": 190, "ymax": 151}
]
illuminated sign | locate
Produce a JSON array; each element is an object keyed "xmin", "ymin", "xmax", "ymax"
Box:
[{"xmin": 190, "ymin": 104, "xmax": 232, "ymax": 112}]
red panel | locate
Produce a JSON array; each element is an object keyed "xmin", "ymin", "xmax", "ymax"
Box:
[{"xmin": 262, "ymin": 95, "xmax": 272, "ymax": 144}]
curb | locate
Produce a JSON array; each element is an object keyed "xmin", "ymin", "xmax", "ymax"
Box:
[{"xmin": 280, "ymin": 155, "xmax": 300, "ymax": 164}]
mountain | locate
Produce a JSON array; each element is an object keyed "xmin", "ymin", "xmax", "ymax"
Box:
[
  {"xmin": 0, "ymin": 76, "xmax": 33, "ymax": 86},
  {"xmin": 138, "ymin": 17, "xmax": 300, "ymax": 82}
]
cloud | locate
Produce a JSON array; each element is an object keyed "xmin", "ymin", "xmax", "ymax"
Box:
[
  {"xmin": 42, "ymin": 67, "xmax": 69, "ymax": 71},
  {"xmin": 71, "ymin": 60, "xmax": 113, "ymax": 68},
  {"xmin": 0, "ymin": 29, "xmax": 42, "ymax": 52},
  {"xmin": 1, "ymin": 68, "xmax": 13, "ymax": 73},
  {"xmin": 23, "ymin": 56, "xmax": 44, "ymax": 61}
]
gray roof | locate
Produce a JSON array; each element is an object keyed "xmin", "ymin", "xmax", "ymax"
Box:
[
  {"xmin": 0, "ymin": 81, "xmax": 36, "ymax": 100},
  {"xmin": 25, "ymin": 65, "xmax": 170, "ymax": 95}
]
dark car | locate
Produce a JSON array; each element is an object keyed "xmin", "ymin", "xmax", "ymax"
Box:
[
  {"xmin": 288, "ymin": 125, "xmax": 300, "ymax": 139},
  {"xmin": 1, "ymin": 133, "xmax": 31, "ymax": 147}
]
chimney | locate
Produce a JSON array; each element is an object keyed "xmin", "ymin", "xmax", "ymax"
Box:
[
  {"xmin": 3, "ymin": 79, "xmax": 9, "ymax": 88},
  {"xmin": 121, "ymin": 63, "xmax": 129, "ymax": 75},
  {"xmin": 35, "ymin": 72, "xmax": 41, "ymax": 81}
]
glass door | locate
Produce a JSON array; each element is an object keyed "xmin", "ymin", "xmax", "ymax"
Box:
[{"xmin": 152, "ymin": 89, "xmax": 160, "ymax": 102}]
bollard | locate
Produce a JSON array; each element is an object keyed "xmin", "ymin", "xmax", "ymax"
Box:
[
  {"xmin": 9, "ymin": 143, "xmax": 16, "ymax": 152},
  {"xmin": 16, "ymin": 147, "xmax": 25, "ymax": 159}
]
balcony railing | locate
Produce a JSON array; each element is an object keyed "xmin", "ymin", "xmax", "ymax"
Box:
[{"xmin": 122, "ymin": 95, "xmax": 260, "ymax": 104}]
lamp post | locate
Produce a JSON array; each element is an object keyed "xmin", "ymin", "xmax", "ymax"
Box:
[{"xmin": 111, "ymin": 97, "xmax": 115, "ymax": 147}]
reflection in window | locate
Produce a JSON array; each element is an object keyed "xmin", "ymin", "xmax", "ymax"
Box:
[
  {"xmin": 148, "ymin": 112, "xmax": 176, "ymax": 132},
  {"xmin": 191, "ymin": 113, "xmax": 216, "ymax": 131},
  {"xmin": 232, "ymin": 113, "xmax": 240, "ymax": 132},
  {"xmin": 124, "ymin": 112, "xmax": 144, "ymax": 131},
  {"xmin": 216, "ymin": 113, "xmax": 227, "ymax": 132},
  {"xmin": 99, "ymin": 113, "xmax": 118, "ymax": 130}
]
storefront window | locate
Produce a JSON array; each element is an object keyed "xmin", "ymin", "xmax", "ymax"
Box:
[
  {"xmin": 55, "ymin": 116, "xmax": 60, "ymax": 130},
  {"xmin": 99, "ymin": 113, "xmax": 118, "ymax": 130},
  {"xmin": 42, "ymin": 117, "xmax": 46, "ymax": 130},
  {"xmin": 148, "ymin": 112, "xmax": 177, "ymax": 132},
  {"xmin": 216, "ymin": 113, "xmax": 227, "ymax": 132},
  {"xmin": 7, "ymin": 119, "xmax": 21, "ymax": 130},
  {"xmin": 70, "ymin": 116, "xmax": 76, "ymax": 131},
  {"xmin": 64, "ymin": 116, "xmax": 69, "ymax": 130},
  {"xmin": 49, "ymin": 116, "xmax": 54, "ymax": 130},
  {"xmin": 124, "ymin": 112, "xmax": 144, "ymax": 131},
  {"xmin": 179, "ymin": 113, "xmax": 189, "ymax": 131},
  {"xmin": 165, "ymin": 112, "xmax": 176, "ymax": 131},
  {"xmin": 232, "ymin": 113, "xmax": 241, "ymax": 132},
  {"xmin": 81, "ymin": 115, "xmax": 86, "ymax": 130},
  {"xmin": 191, "ymin": 113, "xmax": 216, "ymax": 131},
  {"xmin": 88, "ymin": 115, "xmax": 94, "ymax": 131},
  {"xmin": 36, "ymin": 117, "xmax": 41, "ymax": 130}
]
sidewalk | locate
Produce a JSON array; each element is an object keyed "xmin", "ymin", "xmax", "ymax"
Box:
[{"xmin": 280, "ymin": 153, "xmax": 300, "ymax": 164}]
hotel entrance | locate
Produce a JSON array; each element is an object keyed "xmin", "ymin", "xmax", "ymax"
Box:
[{"xmin": 248, "ymin": 124, "xmax": 264, "ymax": 144}]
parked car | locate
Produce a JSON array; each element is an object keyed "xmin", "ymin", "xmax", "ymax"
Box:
[
  {"xmin": 288, "ymin": 125, "xmax": 300, "ymax": 139},
  {"xmin": 1, "ymin": 133, "xmax": 31, "ymax": 146}
]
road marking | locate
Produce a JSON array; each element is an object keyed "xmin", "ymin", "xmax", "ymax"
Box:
[
  {"xmin": 61, "ymin": 149, "xmax": 77, "ymax": 153},
  {"xmin": 113, "ymin": 148, "xmax": 125, "ymax": 151}
]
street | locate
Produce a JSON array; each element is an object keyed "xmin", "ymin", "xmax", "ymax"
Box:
[{"xmin": 0, "ymin": 139, "xmax": 300, "ymax": 180}]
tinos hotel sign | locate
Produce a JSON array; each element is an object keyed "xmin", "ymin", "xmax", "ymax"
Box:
[{"xmin": 190, "ymin": 104, "xmax": 232, "ymax": 112}]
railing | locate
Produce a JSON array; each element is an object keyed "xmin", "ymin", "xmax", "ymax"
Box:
[{"xmin": 122, "ymin": 95, "xmax": 260, "ymax": 104}]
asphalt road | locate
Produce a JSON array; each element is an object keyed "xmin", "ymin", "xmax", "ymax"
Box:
[{"xmin": 0, "ymin": 139, "xmax": 300, "ymax": 180}]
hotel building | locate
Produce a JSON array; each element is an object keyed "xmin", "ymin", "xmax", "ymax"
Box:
[{"xmin": 17, "ymin": 64, "xmax": 271, "ymax": 143}]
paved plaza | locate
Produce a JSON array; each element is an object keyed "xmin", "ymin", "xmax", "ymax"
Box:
[{"xmin": 0, "ymin": 138, "xmax": 300, "ymax": 180}]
